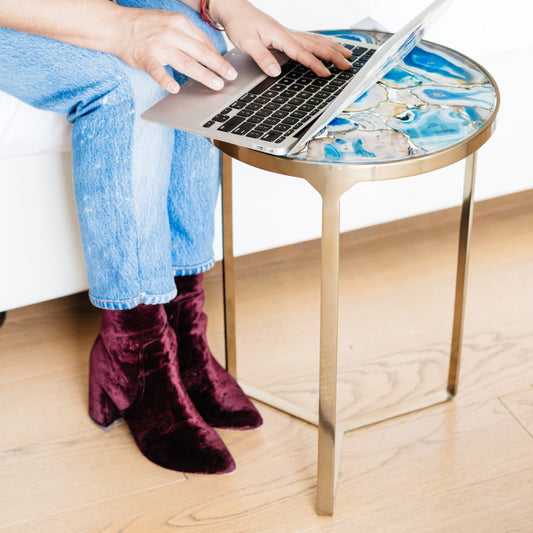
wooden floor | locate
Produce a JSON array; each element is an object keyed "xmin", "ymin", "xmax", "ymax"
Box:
[{"xmin": 1, "ymin": 189, "xmax": 533, "ymax": 532}]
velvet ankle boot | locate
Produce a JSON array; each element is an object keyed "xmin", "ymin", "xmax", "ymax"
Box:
[
  {"xmin": 88, "ymin": 304, "xmax": 235, "ymax": 474},
  {"xmin": 165, "ymin": 274, "xmax": 262, "ymax": 430}
]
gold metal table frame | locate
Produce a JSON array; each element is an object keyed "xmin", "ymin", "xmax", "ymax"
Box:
[{"xmin": 214, "ymin": 52, "xmax": 499, "ymax": 516}]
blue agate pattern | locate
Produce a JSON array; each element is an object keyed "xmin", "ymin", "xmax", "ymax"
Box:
[{"xmin": 294, "ymin": 30, "xmax": 497, "ymax": 163}]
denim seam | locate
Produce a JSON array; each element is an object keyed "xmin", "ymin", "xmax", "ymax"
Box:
[
  {"xmin": 172, "ymin": 258, "xmax": 215, "ymax": 276},
  {"xmin": 129, "ymin": 74, "xmax": 144, "ymax": 303},
  {"xmin": 89, "ymin": 287, "xmax": 177, "ymax": 308}
]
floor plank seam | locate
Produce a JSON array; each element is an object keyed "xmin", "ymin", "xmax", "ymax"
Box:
[{"xmin": 497, "ymin": 396, "xmax": 533, "ymax": 440}]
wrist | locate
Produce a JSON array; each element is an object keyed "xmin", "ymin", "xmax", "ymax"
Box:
[
  {"xmin": 201, "ymin": 0, "xmax": 223, "ymax": 30},
  {"xmin": 208, "ymin": 0, "xmax": 242, "ymax": 28}
]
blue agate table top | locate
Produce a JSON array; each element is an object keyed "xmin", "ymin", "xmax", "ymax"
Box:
[{"xmin": 291, "ymin": 29, "xmax": 499, "ymax": 164}]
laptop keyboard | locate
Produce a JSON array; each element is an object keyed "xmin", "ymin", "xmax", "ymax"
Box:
[{"xmin": 202, "ymin": 44, "xmax": 376, "ymax": 144}]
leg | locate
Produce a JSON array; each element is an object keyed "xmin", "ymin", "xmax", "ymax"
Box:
[
  {"xmin": 221, "ymin": 153, "xmax": 238, "ymax": 377},
  {"xmin": 317, "ymin": 193, "xmax": 342, "ymax": 515},
  {"xmin": 448, "ymin": 151, "xmax": 478, "ymax": 396},
  {"xmin": 0, "ymin": 27, "xmax": 176, "ymax": 309}
]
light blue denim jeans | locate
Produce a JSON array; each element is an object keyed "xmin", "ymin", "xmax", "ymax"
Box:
[{"xmin": 0, "ymin": 0, "xmax": 226, "ymax": 309}]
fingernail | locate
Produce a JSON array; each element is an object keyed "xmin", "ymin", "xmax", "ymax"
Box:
[
  {"xmin": 267, "ymin": 64, "xmax": 281, "ymax": 77},
  {"xmin": 227, "ymin": 66, "xmax": 238, "ymax": 80},
  {"xmin": 212, "ymin": 77, "xmax": 224, "ymax": 90},
  {"xmin": 168, "ymin": 81, "xmax": 179, "ymax": 93}
]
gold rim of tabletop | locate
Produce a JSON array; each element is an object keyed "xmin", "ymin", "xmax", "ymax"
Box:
[{"xmin": 214, "ymin": 40, "xmax": 500, "ymax": 183}]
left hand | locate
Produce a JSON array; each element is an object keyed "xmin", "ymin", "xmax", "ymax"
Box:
[{"xmin": 209, "ymin": 0, "xmax": 353, "ymax": 77}]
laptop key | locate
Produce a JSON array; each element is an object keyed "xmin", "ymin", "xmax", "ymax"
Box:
[
  {"xmin": 255, "ymin": 96, "xmax": 270, "ymax": 104},
  {"xmin": 232, "ymin": 122, "xmax": 255, "ymax": 136},
  {"xmin": 249, "ymin": 77, "xmax": 278, "ymax": 95},
  {"xmin": 263, "ymin": 90, "xmax": 279, "ymax": 98},
  {"xmin": 230, "ymin": 100, "xmax": 246, "ymax": 109},
  {"xmin": 290, "ymin": 97, "xmax": 305, "ymax": 105},
  {"xmin": 256, "ymin": 108, "xmax": 272, "ymax": 117},
  {"xmin": 237, "ymin": 109, "xmax": 254, "ymax": 117},
  {"xmin": 246, "ymin": 130, "xmax": 264, "ymax": 139},
  {"xmin": 218, "ymin": 115, "xmax": 244, "ymax": 132},
  {"xmin": 203, "ymin": 120, "xmax": 215, "ymax": 128},
  {"xmin": 291, "ymin": 84, "xmax": 306, "ymax": 92},
  {"xmin": 238, "ymin": 93, "xmax": 256, "ymax": 103},
  {"xmin": 281, "ymin": 117, "xmax": 299, "ymax": 126},
  {"xmin": 280, "ymin": 90, "xmax": 297, "ymax": 98},
  {"xmin": 281, "ymin": 104, "xmax": 296, "ymax": 112},
  {"xmin": 213, "ymin": 114, "xmax": 230, "ymax": 122},
  {"xmin": 261, "ymin": 130, "xmax": 283, "ymax": 142},
  {"xmin": 352, "ymin": 46, "xmax": 369, "ymax": 56}
]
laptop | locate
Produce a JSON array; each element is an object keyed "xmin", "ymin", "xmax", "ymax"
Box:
[{"xmin": 142, "ymin": 0, "xmax": 452, "ymax": 156}]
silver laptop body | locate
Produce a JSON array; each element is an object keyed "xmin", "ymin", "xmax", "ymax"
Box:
[{"xmin": 142, "ymin": 0, "xmax": 452, "ymax": 156}]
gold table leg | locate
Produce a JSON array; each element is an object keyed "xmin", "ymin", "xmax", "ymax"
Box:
[
  {"xmin": 448, "ymin": 151, "xmax": 477, "ymax": 396},
  {"xmin": 220, "ymin": 151, "xmax": 478, "ymax": 516},
  {"xmin": 221, "ymin": 153, "xmax": 237, "ymax": 378},
  {"xmin": 316, "ymin": 192, "xmax": 342, "ymax": 515}
]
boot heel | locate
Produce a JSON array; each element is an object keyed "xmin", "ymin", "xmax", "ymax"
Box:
[{"xmin": 89, "ymin": 378, "xmax": 120, "ymax": 428}]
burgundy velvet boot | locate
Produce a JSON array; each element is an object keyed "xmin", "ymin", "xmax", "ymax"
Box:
[
  {"xmin": 165, "ymin": 273, "xmax": 263, "ymax": 430},
  {"xmin": 88, "ymin": 304, "xmax": 235, "ymax": 474}
]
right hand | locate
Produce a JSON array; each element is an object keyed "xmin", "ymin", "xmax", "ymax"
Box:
[{"xmin": 113, "ymin": 8, "xmax": 238, "ymax": 93}]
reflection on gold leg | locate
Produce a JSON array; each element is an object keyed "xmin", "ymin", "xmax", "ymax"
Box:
[
  {"xmin": 316, "ymin": 193, "xmax": 342, "ymax": 516},
  {"xmin": 448, "ymin": 151, "xmax": 477, "ymax": 396},
  {"xmin": 221, "ymin": 153, "xmax": 237, "ymax": 378}
]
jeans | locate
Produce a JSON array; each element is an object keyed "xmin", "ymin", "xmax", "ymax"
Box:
[{"xmin": 0, "ymin": 0, "xmax": 227, "ymax": 309}]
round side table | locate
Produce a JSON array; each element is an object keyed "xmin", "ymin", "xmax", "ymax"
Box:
[{"xmin": 214, "ymin": 30, "xmax": 500, "ymax": 516}]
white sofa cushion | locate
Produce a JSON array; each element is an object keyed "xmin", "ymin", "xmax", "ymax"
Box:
[{"xmin": 0, "ymin": 90, "xmax": 72, "ymax": 160}]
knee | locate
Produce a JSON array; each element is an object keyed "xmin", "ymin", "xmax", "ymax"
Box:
[{"xmin": 68, "ymin": 59, "xmax": 166, "ymax": 123}]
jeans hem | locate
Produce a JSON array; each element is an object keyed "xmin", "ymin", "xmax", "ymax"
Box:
[
  {"xmin": 89, "ymin": 287, "xmax": 178, "ymax": 310},
  {"xmin": 172, "ymin": 258, "xmax": 215, "ymax": 277}
]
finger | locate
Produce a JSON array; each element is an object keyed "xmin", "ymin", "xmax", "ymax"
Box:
[
  {"xmin": 238, "ymin": 35, "xmax": 283, "ymax": 77},
  {"xmin": 144, "ymin": 57, "xmax": 180, "ymax": 93},
  {"xmin": 169, "ymin": 49, "xmax": 230, "ymax": 90},
  {"xmin": 174, "ymin": 33, "xmax": 238, "ymax": 81},
  {"xmin": 304, "ymin": 33, "xmax": 353, "ymax": 58},
  {"xmin": 294, "ymin": 33, "xmax": 353, "ymax": 70},
  {"xmin": 270, "ymin": 34, "xmax": 332, "ymax": 77}
]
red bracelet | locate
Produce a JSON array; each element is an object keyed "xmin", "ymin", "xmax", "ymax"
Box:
[{"xmin": 201, "ymin": 0, "xmax": 223, "ymax": 31}]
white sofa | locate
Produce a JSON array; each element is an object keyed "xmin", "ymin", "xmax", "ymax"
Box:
[{"xmin": 0, "ymin": 91, "xmax": 88, "ymax": 312}]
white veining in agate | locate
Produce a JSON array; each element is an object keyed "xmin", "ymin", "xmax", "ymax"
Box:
[{"xmin": 294, "ymin": 30, "xmax": 497, "ymax": 163}]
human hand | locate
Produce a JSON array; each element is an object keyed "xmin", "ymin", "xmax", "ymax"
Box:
[
  {"xmin": 209, "ymin": 0, "xmax": 353, "ymax": 77},
  {"xmin": 113, "ymin": 7, "xmax": 238, "ymax": 93}
]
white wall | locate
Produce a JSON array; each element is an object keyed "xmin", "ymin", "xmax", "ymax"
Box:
[{"xmin": 214, "ymin": 0, "xmax": 533, "ymax": 259}]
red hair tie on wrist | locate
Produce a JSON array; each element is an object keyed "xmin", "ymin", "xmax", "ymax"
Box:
[{"xmin": 201, "ymin": 0, "xmax": 223, "ymax": 31}]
